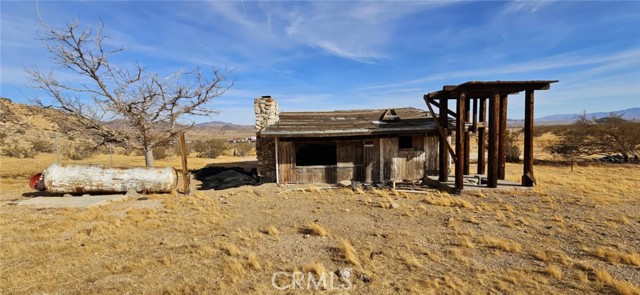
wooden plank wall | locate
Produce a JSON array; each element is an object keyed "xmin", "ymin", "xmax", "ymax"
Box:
[
  {"xmin": 424, "ymin": 135, "xmax": 439, "ymax": 175},
  {"xmin": 277, "ymin": 140, "xmax": 294, "ymax": 183},
  {"xmin": 278, "ymin": 140, "xmax": 364, "ymax": 184},
  {"xmin": 278, "ymin": 135, "xmax": 438, "ymax": 184}
]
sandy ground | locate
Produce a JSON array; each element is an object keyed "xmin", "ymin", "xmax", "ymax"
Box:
[{"xmin": 1, "ymin": 155, "xmax": 639, "ymax": 294}]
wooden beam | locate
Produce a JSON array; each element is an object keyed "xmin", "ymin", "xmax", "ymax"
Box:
[
  {"xmin": 455, "ymin": 93, "xmax": 466, "ymax": 192},
  {"xmin": 472, "ymin": 98, "xmax": 478, "ymax": 132},
  {"xmin": 477, "ymin": 98, "xmax": 486, "ymax": 175},
  {"xmin": 179, "ymin": 132, "xmax": 190, "ymax": 195},
  {"xmin": 275, "ymin": 137, "xmax": 280, "ymax": 184},
  {"xmin": 498, "ymin": 94, "xmax": 508, "ymax": 180},
  {"xmin": 439, "ymin": 95, "xmax": 450, "ymax": 182},
  {"xmin": 522, "ymin": 90, "xmax": 536, "ymax": 186},
  {"xmin": 463, "ymin": 96, "xmax": 471, "ymax": 175},
  {"xmin": 425, "ymin": 98, "xmax": 457, "ymax": 118},
  {"xmin": 424, "ymin": 97, "xmax": 456, "ymax": 160},
  {"xmin": 487, "ymin": 93, "xmax": 499, "ymax": 188}
]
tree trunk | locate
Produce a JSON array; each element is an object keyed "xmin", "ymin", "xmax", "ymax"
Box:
[{"xmin": 145, "ymin": 148, "xmax": 154, "ymax": 167}]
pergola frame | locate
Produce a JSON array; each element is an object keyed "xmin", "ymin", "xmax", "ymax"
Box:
[{"xmin": 423, "ymin": 80, "xmax": 558, "ymax": 192}]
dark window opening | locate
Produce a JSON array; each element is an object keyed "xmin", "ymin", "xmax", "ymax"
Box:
[
  {"xmin": 398, "ymin": 136, "xmax": 413, "ymax": 150},
  {"xmin": 398, "ymin": 135, "xmax": 424, "ymax": 151},
  {"xmin": 295, "ymin": 143, "xmax": 337, "ymax": 166}
]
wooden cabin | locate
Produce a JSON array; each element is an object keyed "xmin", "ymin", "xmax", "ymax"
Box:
[{"xmin": 254, "ymin": 96, "xmax": 443, "ymax": 184}]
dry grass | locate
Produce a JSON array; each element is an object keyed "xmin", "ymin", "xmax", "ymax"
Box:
[
  {"xmin": 545, "ymin": 264, "xmax": 563, "ymax": 280},
  {"xmin": 266, "ymin": 225, "xmax": 279, "ymax": 236},
  {"xmin": 593, "ymin": 247, "xmax": 640, "ymax": 266},
  {"xmin": 400, "ymin": 253, "xmax": 423, "ymax": 268},
  {"xmin": 422, "ymin": 192, "xmax": 474, "ymax": 209},
  {"xmin": 479, "ymin": 236, "xmax": 522, "ymax": 253},
  {"xmin": 340, "ymin": 239, "xmax": 360, "ymax": 265},
  {"xmin": 2, "ymin": 154, "xmax": 640, "ymax": 294},
  {"xmin": 302, "ymin": 262, "xmax": 326, "ymax": 276},
  {"xmin": 594, "ymin": 269, "xmax": 640, "ymax": 295},
  {"xmin": 457, "ymin": 236, "xmax": 475, "ymax": 249},
  {"xmin": 308, "ymin": 222, "xmax": 329, "ymax": 237}
]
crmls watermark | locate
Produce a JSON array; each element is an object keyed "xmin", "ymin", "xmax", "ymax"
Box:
[{"xmin": 272, "ymin": 268, "xmax": 353, "ymax": 290}]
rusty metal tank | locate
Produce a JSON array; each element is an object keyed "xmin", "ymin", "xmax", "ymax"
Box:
[{"xmin": 32, "ymin": 164, "xmax": 178, "ymax": 194}]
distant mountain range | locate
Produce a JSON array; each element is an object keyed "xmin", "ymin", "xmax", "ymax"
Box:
[
  {"xmin": 536, "ymin": 107, "xmax": 640, "ymax": 123},
  {"xmin": 195, "ymin": 120, "xmax": 252, "ymax": 128}
]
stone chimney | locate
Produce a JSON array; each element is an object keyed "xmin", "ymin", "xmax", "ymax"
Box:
[
  {"xmin": 254, "ymin": 96, "xmax": 279, "ymax": 183},
  {"xmin": 254, "ymin": 96, "xmax": 279, "ymax": 132}
]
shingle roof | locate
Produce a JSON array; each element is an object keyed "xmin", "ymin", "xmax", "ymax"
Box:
[{"xmin": 259, "ymin": 107, "xmax": 438, "ymax": 138}]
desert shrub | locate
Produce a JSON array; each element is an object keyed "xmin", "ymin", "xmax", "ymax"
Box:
[
  {"xmin": 64, "ymin": 142, "xmax": 95, "ymax": 160},
  {"xmin": 505, "ymin": 130, "xmax": 521, "ymax": 163},
  {"xmin": 192, "ymin": 139, "xmax": 229, "ymax": 158},
  {"xmin": 232, "ymin": 142, "xmax": 254, "ymax": 156},
  {"xmin": 153, "ymin": 146, "xmax": 169, "ymax": 160},
  {"xmin": 1, "ymin": 142, "xmax": 38, "ymax": 158},
  {"xmin": 547, "ymin": 114, "xmax": 640, "ymax": 163},
  {"xmin": 30, "ymin": 138, "xmax": 54, "ymax": 153},
  {"xmin": 170, "ymin": 140, "xmax": 191, "ymax": 156}
]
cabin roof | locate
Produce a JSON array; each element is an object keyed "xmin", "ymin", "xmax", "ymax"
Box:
[{"xmin": 259, "ymin": 107, "xmax": 438, "ymax": 138}]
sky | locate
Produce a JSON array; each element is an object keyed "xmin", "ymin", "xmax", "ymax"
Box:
[{"xmin": 1, "ymin": 0, "xmax": 639, "ymax": 125}]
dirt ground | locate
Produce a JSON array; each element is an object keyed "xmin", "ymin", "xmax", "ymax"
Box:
[{"xmin": 1, "ymin": 154, "xmax": 639, "ymax": 294}]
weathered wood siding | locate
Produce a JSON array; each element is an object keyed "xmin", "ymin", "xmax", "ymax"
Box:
[
  {"xmin": 277, "ymin": 134, "xmax": 439, "ymax": 184},
  {"xmin": 277, "ymin": 140, "xmax": 364, "ymax": 184},
  {"xmin": 364, "ymin": 141, "xmax": 378, "ymax": 182},
  {"xmin": 424, "ymin": 134, "xmax": 439, "ymax": 175},
  {"xmin": 277, "ymin": 140, "xmax": 294, "ymax": 183}
]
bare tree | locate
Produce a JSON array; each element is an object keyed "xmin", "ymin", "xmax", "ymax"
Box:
[
  {"xmin": 28, "ymin": 20, "xmax": 233, "ymax": 166},
  {"xmin": 547, "ymin": 113, "xmax": 640, "ymax": 163}
]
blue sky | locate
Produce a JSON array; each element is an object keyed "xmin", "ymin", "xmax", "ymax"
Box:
[{"xmin": 1, "ymin": 1, "xmax": 639, "ymax": 125}]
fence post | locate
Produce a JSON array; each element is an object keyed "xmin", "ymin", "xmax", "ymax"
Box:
[{"xmin": 179, "ymin": 132, "xmax": 190, "ymax": 195}]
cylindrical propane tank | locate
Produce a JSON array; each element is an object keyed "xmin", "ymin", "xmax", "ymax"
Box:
[{"xmin": 30, "ymin": 164, "xmax": 178, "ymax": 194}]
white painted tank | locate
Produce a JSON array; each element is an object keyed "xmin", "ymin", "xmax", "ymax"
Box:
[{"xmin": 39, "ymin": 164, "xmax": 178, "ymax": 194}]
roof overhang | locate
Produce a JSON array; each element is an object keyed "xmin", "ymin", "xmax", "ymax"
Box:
[
  {"xmin": 427, "ymin": 80, "xmax": 559, "ymax": 99},
  {"xmin": 260, "ymin": 123, "xmax": 437, "ymax": 138}
]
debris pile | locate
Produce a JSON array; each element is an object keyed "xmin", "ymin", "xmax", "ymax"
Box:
[
  {"xmin": 193, "ymin": 167, "xmax": 261, "ymax": 190},
  {"xmin": 596, "ymin": 154, "xmax": 639, "ymax": 164}
]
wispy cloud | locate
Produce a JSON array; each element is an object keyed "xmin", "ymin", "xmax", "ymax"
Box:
[
  {"xmin": 501, "ymin": 0, "xmax": 555, "ymax": 14},
  {"xmin": 358, "ymin": 47, "xmax": 640, "ymax": 91}
]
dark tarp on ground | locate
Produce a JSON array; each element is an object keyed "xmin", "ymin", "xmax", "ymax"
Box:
[{"xmin": 193, "ymin": 167, "xmax": 261, "ymax": 190}]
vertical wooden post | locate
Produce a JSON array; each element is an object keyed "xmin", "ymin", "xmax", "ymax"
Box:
[
  {"xmin": 275, "ymin": 137, "xmax": 280, "ymax": 184},
  {"xmin": 379, "ymin": 138, "xmax": 384, "ymax": 182},
  {"xmin": 477, "ymin": 98, "xmax": 487, "ymax": 175},
  {"xmin": 472, "ymin": 98, "xmax": 478, "ymax": 132},
  {"xmin": 455, "ymin": 93, "xmax": 466, "ymax": 192},
  {"xmin": 487, "ymin": 93, "xmax": 499, "ymax": 188},
  {"xmin": 439, "ymin": 96, "xmax": 449, "ymax": 182},
  {"xmin": 179, "ymin": 132, "xmax": 190, "ymax": 195},
  {"xmin": 498, "ymin": 95, "xmax": 509, "ymax": 180},
  {"xmin": 463, "ymin": 96, "xmax": 471, "ymax": 175},
  {"xmin": 522, "ymin": 90, "xmax": 535, "ymax": 186}
]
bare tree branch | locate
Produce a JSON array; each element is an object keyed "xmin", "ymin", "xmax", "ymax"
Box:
[{"xmin": 29, "ymin": 20, "xmax": 233, "ymax": 166}]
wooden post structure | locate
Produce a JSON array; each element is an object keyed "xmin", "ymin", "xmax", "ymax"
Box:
[
  {"xmin": 455, "ymin": 93, "xmax": 466, "ymax": 192},
  {"xmin": 522, "ymin": 90, "xmax": 536, "ymax": 186},
  {"xmin": 477, "ymin": 98, "xmax": 486, "ymax": 175},
  {"xmin": 498, "ymin": 95, "xmax": 508, "ymax": 180},
  {"xmin": 472, "ymin": 98, "xmax": 478, "ymax": 132},
  {"xmin": 438, "ymin": 96, "xmax": 450, "ymax": 182},
  {"xmin": 487, "ymin": 93, "xmax": 500, "ymax": 188},
  {"xmin": 463, "ymin": 96, "xmax": 471, "ymax": 175},
  {"xmin": 179, "ymin": 132, "xmax": 190, "ymax": 195}
]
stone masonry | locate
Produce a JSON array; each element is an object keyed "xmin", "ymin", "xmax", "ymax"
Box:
[{"xmin": 254, "ymin": 96, "xmax": 279, "ymax": 182}]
